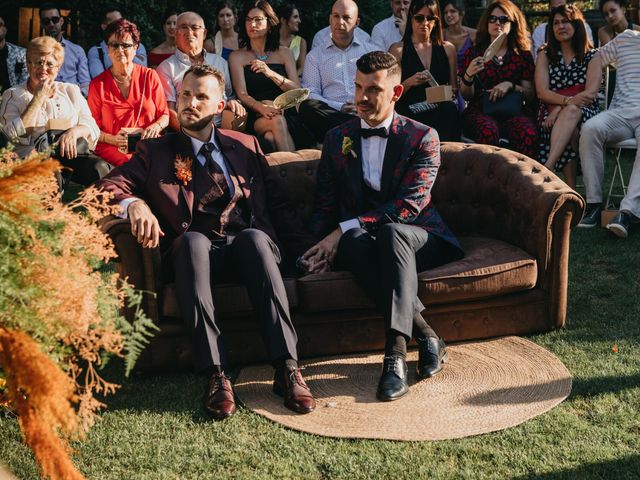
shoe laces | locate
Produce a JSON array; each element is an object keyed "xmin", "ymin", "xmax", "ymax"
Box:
[
  {"xmin": 210, "ymin": 373, "xmax": 231, "ymax": 392},
  {"xmin": 382, "ymin": 356, "xmax": 400, "ymax": 373},
  {"xmin": 288, "ymin": 368, "xmax": 310, "ymax": 391}
]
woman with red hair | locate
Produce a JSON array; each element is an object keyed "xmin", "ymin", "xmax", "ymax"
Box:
[{"xmin": 88, "ymin": 19, "xmax": 169, "ymax": 166}]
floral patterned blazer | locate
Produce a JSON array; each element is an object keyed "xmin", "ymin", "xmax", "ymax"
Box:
[
  {"xmin": 5, "ymin": 42, "xmax": 28, "ymax": 90},
  {"xmin": 309, "ymin": 113, "xmax": 462, "ymax": 252}
]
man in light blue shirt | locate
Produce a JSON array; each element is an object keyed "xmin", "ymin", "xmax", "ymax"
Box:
[
  {"xmin": 300, "ymin": 0, "xmax": 376, "ymax": 142},
  {"xmin": 39, "ymin": 2, "xmax": 90, "ymax": 96},
  {"xmin": 87, "ymin": 7, "xmax": 147, "ymax": 79}
]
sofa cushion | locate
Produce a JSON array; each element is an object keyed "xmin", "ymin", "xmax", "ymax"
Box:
[
  {"xmin": 162, "ymin": 277, "xmax": 298, "ymax": 319},
  {"xmin": 297, "ymin": 237, "xmax": 537, "ymax": 312}
]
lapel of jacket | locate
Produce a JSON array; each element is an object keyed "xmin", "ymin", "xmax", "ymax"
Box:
[
  {"xmin": 343, "ymin": 118, "xmax": 365, "ymax": 211},
  {"xmin": 380, "ymin": 113, "xmax": 406, "ymax": 201},
  {"xmin": 175, "ymin": 131, "xmax": 197, "ymax": 216}
]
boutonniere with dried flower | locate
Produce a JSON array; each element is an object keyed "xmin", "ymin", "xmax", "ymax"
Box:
[
  {"xmin": 174, "ymin": 155, "xmax": 193, "ymax": 186},
  {"xmin": 341, "ymin": 136, "xmax": 356, "ymax": 158}
]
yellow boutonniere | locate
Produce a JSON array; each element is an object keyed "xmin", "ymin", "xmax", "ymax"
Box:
[
  {"xmin": 342, "ymin": 136, "xmax": 356, "ymax": 157},
  {"xmin": 174, "ymin": 155, "xmax": 193, "ymax": 186}
]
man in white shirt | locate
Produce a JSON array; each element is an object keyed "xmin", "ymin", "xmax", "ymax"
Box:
[
  {"xmin": 311, "ymin": 25, "xmax": 371, "ymax": 51},
  {"xmin": 371, "ymin": 0, "xmax": 411, "ymax": 51},
  {"xmin": 299, "ymin": 0, "xmax": 376, "ymax": 143},
  {"xmin": 578, "ymin": 29, "xmax": 640, "ymax": 237},
  {"xmin": 87, "ymin": 7, "xmax": 147, "ymax": 78},
  {"xmin": 532, "ymin": 0, "xmax": 593, "ymax": 61},
  {"xmin": 156, "ymin": 11, "xmax": 245, "ymax": 131},
  {"xmin": 302, "ymin": 51, "xmax": 463, "ymax": 402}
]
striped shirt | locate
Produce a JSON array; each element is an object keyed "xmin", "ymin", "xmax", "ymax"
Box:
[{"xmin": 599, "ymin": 30, "xmax": 640, "ymax": 111}]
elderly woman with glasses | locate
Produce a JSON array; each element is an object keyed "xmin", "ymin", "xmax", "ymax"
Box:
[
  {"xmin": 460, "ymin": 0, "xmax": 537, "ymax": 158},
  {"xmin": 88, "ymin": 19, "xmax": 169, "ymax": 166},
  {"xmin": 0, "ymin": 35, "xmax": 108, "ymax": 187},
  {"xmin": 389, "ymin": 0, "xmax": 460, "ymax": 141}
]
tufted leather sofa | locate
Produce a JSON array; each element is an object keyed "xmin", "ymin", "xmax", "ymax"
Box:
[{"xmin": 101, "ymin": 143, "xmax": 585, "ymax": 370}]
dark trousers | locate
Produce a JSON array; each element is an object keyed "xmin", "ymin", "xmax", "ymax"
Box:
[
  {"xmin": 298, "ymin": 99, "xmax": 357, "ymax": 143},
  {"xmin": 171, "ymin": 229, "xmax": 298, "ymax": 372},
  {"xmin": 56, "ymin": 154, "xmax": 111, "ymax": 190},
  {"xmin": 335, "ymin": 224, "xmax": 459, "ymax": 338}
]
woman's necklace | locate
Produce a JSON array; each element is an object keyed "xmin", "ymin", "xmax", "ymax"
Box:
[
  {"xmin": 253, "ymin": 50, "xmax": 269, "ymax": 61},
  {"xmin": 112, "ymin": 70, "xmax": 132, "ymax": 84}
]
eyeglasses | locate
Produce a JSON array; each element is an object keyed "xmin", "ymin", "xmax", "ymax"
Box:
[
  {"xmin": 41, "ymin": 16, "xmax": 61, "ymax": 26},
  {"xmin": 28, "ymin": 59, "xmax": 58, "ymax": 69},
  {"xmin": 488, "ymin": 15, "xmax": 510, "ymax": 25},
  {"xmin": 108, "ymin": 42, "xmax": 136, "ymax": 50},
  {"xmin": 246, "ymin": 16, "xmax": 267, "ymax": 25},
  {"xmin": 413, "ymin": 14, "xmax": 437, "ymax": 23},
  {"xmin": 177, "ymin": 24, "xmax": 205, "ymax": 32}
]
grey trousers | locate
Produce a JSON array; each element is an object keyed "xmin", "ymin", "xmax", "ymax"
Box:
[
  {"xmin": 579, "ymin": 109, "xmax": 640, "ymax": 217},
  {"xmin": 171, "ymin": 229, "xmax": 298, "ymax": 372}
]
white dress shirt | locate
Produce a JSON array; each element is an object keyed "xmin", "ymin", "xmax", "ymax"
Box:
[
  {"xmin": 371, "ymin": 16, "xmax": 403, "ymax": 51},
  {"xmin": 118, "ymin": 128, "xmax": 233, "ymax": 217},
  {"xmin": 339, "ymin": 114, "xmax": 394, "ymax": 233},
  {"xmin": 302, "ymin": 32, "xmax": 376, "ymax": 111},
  {"xmin": 311, "ymin": 26, "xmax": 371, "ymax": 51}
]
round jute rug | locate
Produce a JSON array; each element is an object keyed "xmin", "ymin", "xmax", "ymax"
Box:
[{"xmin": 234, "ymin": 336, "xmax": 572, "ymax": 441}]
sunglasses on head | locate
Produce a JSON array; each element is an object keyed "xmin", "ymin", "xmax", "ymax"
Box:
[
  {"xmin": 488, "ymin": 15, "xmax": 510, "ymax": 25},
  {"xmin": 41, "ymin": 16, "xmax": 61, "ymax": 26},
  {"xmin": 413, "ymin": 14, "xmax": 437, "ymax": 23}
]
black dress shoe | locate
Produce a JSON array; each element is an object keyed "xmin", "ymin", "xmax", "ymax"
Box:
[
  {"xmin": 377, "ymin": 355, "xmax": 409, "ymax": 401},
  {"xmin": 416, "ymin": 336, "xmax": 449, "ymax": 379}
]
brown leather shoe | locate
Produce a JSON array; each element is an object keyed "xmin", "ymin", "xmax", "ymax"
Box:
[
  {"xmin": 273, "ymin": 367, "xmax": 316, "ymax": 414},
  {"xmin": 204, "ymin": 373, "xmax": 236, "ymax": 420}
]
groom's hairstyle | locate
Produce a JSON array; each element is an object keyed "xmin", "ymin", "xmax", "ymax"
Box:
[
  {"xmin": 356, "ymin": 51, "xmax": 401, "ymax": 80},
  {"xmin": 182, "ymin": 64, "xmax": 226, "ymax": 95}
]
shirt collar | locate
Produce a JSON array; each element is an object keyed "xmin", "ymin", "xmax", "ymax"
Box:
[
  {"xmin": 175, "ymin": 48, "xmax": 205, "ymax": 65},
  {"xmin": 188, "ymin": 128, "xmax": 219, "ymax": 157},
  {"xmin": 360, "ymin": 114, "xmax": 394, "ymax": 133},
  {"xmin": 326, "ymin": 30, "xmax": 362, "ymax": 50}
]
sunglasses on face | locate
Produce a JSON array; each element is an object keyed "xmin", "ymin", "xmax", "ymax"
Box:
[
  {"xmin": 28, "ymin": 59, "xmax": 58, "ymax": 69},
  {"xmin": 108, "ymin": 42, "xmax": 136, "ymax": 50},
  {"xmin": 488, "ymin": 15, "xmax": 510, "ymax": 25},
  {"xmin": 41, "ymin": 16, "xmax": 61, "ymax": 26},
  {"xmin": 413, "ymin": 14, "xmax": 437, "ymax": 23}
]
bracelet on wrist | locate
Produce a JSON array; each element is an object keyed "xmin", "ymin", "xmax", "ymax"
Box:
[
  {"xmin": 461, "ymin": 74, "xmax": 474, "ymax": 87},
  {"xmin": 279, "ymin": 75, "xmax": 286, "ymax": 86}
]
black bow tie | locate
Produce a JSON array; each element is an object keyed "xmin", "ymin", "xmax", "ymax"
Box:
[{"xmin": 360, "ymin": 127, "xmax": 389, "ymax": 139}]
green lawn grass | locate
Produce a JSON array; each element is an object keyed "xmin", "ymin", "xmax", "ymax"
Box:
[{"xmin": 2, "ymin": 159, "xmax": 640, "ymax": 479}]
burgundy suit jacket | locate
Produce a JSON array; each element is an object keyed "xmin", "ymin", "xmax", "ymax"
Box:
[{"xmin": 96, "ymin": 129, "xmax": 316, "ymax": 258}]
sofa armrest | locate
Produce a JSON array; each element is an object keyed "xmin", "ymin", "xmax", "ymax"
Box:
[
  {"xmin": 436, "ymin": 142, "xmax": 585, "ymax": 291},
  {"xmin": 99, "ymin": 216, "xmax": 162, "ymax": 325}
]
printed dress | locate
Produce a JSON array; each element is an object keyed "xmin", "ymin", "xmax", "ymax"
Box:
[{"xmin": 537, "ymin": 48, "xmax": 600, "ymax": 171}]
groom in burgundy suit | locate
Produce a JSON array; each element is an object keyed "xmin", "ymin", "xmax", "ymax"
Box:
[
  {"xmin": 303, "ymin": 51, "xmax": 463, "ymax": 402},
  {"xmin": 96, "ymin": 65, "xmax": 316, "ymax": 419}
]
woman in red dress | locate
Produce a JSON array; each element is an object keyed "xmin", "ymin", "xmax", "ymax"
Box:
[{"xmin": 88, "ymin": 19, "xmax": 169, "ymax": 166}]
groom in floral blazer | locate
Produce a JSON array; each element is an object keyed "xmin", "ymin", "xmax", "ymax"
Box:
[{"xmin": 303, "ymin": 51, "xmax": 463, "ymax": 402}]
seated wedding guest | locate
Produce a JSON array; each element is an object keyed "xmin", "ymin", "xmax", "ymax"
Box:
[
  {"xmin": 460, "ymin": 0, "xmax": 538, "ymax": 159},
  {"xmin": 0, "ymin": 15, "xmax": 28, "ymax": 95},
  {"xmin": 597, "ymin": 0, "xmax": 640, "ymax": 46},
  {"xmin": 88, "ymin": 19, "xmax": 169, "ymax": 167},
  {"xmin": 532, "ymin": 0, "xmax": 593, "ymax": 61},
  {"xmin": 303, "ymin": 51, "xmax": 462, "ymax": 401},
  {"xmin": 148, "ymin": 11, "xmax": 178, "ymax": 68},
  {"xmin": 87, "ymin": 7, "xmax": 147, "ymax": 79},
  {"xmin": 371, "ymin": 0, "xmax": 411, "ymax": 51},
  {"xmin": 278, "ymin": 2, "xmax": 307, "ymax": 76},
  {"xmin": 0, "ymin": 36, "xmax": 107, "ymax": 187},
  {"xmin": 156, "ymin": 11, "xmax": 245, "ymax": 131},
  {"xmin": 535, "ymin": 4, "xmax": 598, "ymax": 189},
  {"xmin": 39, "ymin": 2, "xmax": 90, "ymax": 96},
  {"xmin": 578, "ymin": 29, "xmax": 640, "ymax": 235},
  {"xmin": 299, "ymin": 0, "xmax": 376, "ymax": 143},
  {"xmin": 204, "ymin": 2, "xmax": 239, "ymax": 60},
  {"xmin": 442, "ymin": 0, "xmax": 476, "ymax": 70},
  {"xmin": 229, "ymin": 0, "xmax": 300, "ymax": 152},
  {"xmin": 390, "ymin": 0, "xmax": 460, "ymax": 141},
  {"xmin": 96, "ymin": 64, "xmax": 317, "ymax": 419},
  {"xmin": 311, "ymin": 23, "xmax": 370, "ymax": 50}
]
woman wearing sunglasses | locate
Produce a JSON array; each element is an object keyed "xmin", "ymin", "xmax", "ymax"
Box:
[
  {"xmin": 460, "ymin": 0, "xmax": 537, "ymax": 158},
  {"xmin": 389, "ymin": 0, "xmax": 459, "ymax": 141},
  {"xmin": 88, "ymin": 19, "xmax": 169, "ymax": 166},
  {"xmin": 535, "ymin": 4, "xmax": 599, "ymax": 189}
]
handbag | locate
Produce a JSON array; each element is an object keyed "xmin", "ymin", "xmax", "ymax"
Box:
[
  {"xmin": 482, "ymin": 90, "xmax": 523, "ymax": 118},
  {"xmin": 544, "ymin": 84, "xmax": 585, "ymax": 111},
  {"xmin": 34, "ymin": 129, "xmax": 90, "ymax": 157}
]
